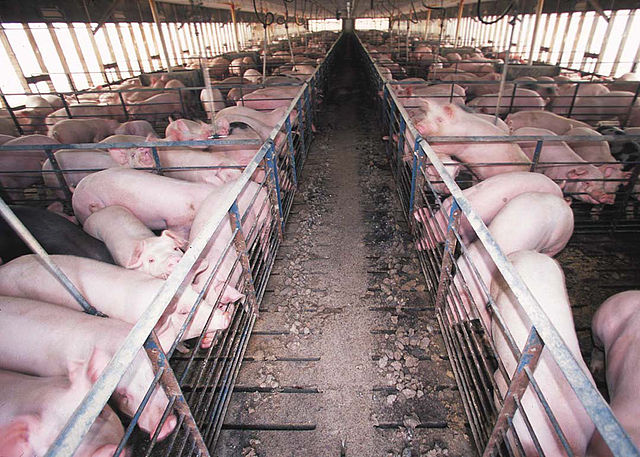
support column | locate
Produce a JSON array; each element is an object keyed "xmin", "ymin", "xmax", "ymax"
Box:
[
  {"xmin": 148, "ymin": 0, "xmax": 171, "ymax": 69},
  {"xmin": 527, "ymin": 0, "xmax": 545, "ymax": 65}
]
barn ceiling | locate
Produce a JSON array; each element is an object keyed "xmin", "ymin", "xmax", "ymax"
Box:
[{"xmin": 0, "ymin": 0, "xmax": 636, "ymax": 23}]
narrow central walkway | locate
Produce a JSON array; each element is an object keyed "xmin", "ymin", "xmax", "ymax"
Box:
[{"xmin": 216, "ymin": 36, "xmax": 472, "ymax": 457}]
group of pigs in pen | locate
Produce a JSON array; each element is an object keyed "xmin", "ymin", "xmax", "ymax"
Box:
[
  {"xmin": 0, "ymin": 36, "xmax": 329, "ymax": 457},
  {"xmin": 363, "ymin": 35, "xmax": 640, "ymax": 456}
]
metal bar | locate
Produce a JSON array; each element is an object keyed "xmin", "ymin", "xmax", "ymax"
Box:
[
  {"xmin": 0, "ymin": 91, "xmax": 23, "ymax": 136},
  {"xmin": 0, "ymin": 25, "xmax": 32, "ymax": 93},
  {"xmin": 434, "ymin": 203, "xmax": 460, "ymax": 311},
  {"xmin": 144, "ymin": 333, "xmax": 210, "ymax": 456},
  {"xmin": 408, "ymin": 137, "xmax": 422, "ymax": 214},
  {"xmin": 493, "ymin": 17, "xmax": 516, "ymax": 125},
  {"xmin": 482, "ymin": 329, "xmax": 544, "ymax": 457},
  {"xmin": 527, "ymin": 0, "xmax": 545, "ymax": 65},
  {"xmin": 265, "ymin": 141, "xmax": 284, "ymax": 225},
  {"xmin": 285, "ymin": 117, "xmax": 298, "ymax": 186},
  {"xmin": 229, "ymin": 202, "xmax": 259, "ymax": 313},
  {"xmin": 0, "ymin": 198, "xmax": 104, "ymax": 317},
  {"xmin": 453, "ymin": 0, "xmax": 464, "ymax": 47}
]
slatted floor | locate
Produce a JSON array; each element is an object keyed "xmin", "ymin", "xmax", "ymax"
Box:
[{"xmin": 215, "ymin": 36, "xmax": 472, "ymax": 457}]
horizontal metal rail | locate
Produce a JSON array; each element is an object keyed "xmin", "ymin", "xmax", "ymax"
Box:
[{"xmin": 358, "ymin": 31, "xmax": 640, "ymax": 457}]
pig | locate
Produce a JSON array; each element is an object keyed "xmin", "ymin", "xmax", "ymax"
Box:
[
  {"xmin": 587, "ymin": 290, "xmax": 640, "ymax": 456},
  {"xmin": 467, "ymin": 88, "xmax": 546, "ymax": 115},
  {"xmin": 397, "ymin": 83, "xmax": 466, "ymax": 107},
  {"xmin": 506, "ymin": 110, "xmax": 593, "ymax": 134},
  {"xmin": 48, "ymin": 118, "xmax": 121, "ymax": 144},
  {"xmin": 71, "ymin": 168, "xmax": 216, "ymax": 238},
  {"xmin": 514, "ymin": 126, "xmax": 614, "ymax": 204},
  {"xmin": 42, "ymin": 149, "xmax": 118, "ymax": 196},
  {"xmin": 215, "ymin": 105, "xmax": 290, "ymax": 131},
  {"xmin": 164, "ymin": 79, "xmax": 185, "ymax": 89},
  {"xmin": 0, "ymin": 133, "xmax": 16, "ymax": 145},
  {"xmin": 413, "ymin": 172, "xmax": 563, "ymax": 249},
  {"xmin": 0, "ymin": 117, "xmax": 20, "ymax": 136},
  {"xmin": 114, "ymin": 120, "xmax": 157, "ymax": 137},
  {"xmin": 571, "ymin": 91, "xmax": 640, "ymax": 125},
  {"xmin": 12, "ymin": 96, "xmax": 58, "ymax": 134},
  {"xmin": 237, "ymin": 86, "xmax": 300, "ymax": 110},
  {"xmin": 45, "ymin": 103, "xmax": 129, "ymax": 126},
  {"xmin": 453, "ymin": 192, "xmax": 574, "ymax": 329},
  {"xmin": 243, "ymin": 69, "xmax": 262, "ymax": 84},
  {"xmin": 187, "ymin": 179, "xmax": 271, "ymax": 310},
  {"xmin": 200, "ymin": 87, "xmax": 227, "ymax": 120},
  {"xmin": 83, "ymin": 206, "xmax": 185, "ymax": 279},
  {"xmin": 0, "ymin": 135, "xmax": 60, "ymax": 195},
  {"xmin": 551, "ymin": 83, "xmax": 610, "ymax": 116},
  {"xmin": 608, "ymin": 72, "xmax": 640, "ymax": 94},
  {"xmin": 0, "ymin": 254, "xmax": 232, "ymax": 349},
  {"xmin": 107, "ymin": 140, "xmax": 245, "ymax": 187},
  {"xmin": 490, "ymin": 250, "xmax": 596, "ymax": 457},
  {"xmin": 128, "ymin": 92, "xmax": 184, "ymax": 123},
  {"xmin": 410, "ymin": 100, "xmax": 530, "ymax": 179},
  {"xmin": 227, "ymin": 86, "xmax": 258, "ymax": 104},
  {"xmin": 0, "ymin": 205, "xmax": 114, "ymax": 264},
  {"xmin": 0, "ymin": 364, "xmax": 126, "ymax": 457},
  {"xmin": 566, "ymin": 126, "xmax": 630, "ymax": 197},
  {"xmin": 230, "ymin": 57, "xmax": 246, "ymax": 76},
  {"xmin": 0, "ymin": 296, "xmax": 176, "ymax": 440},
  {"xmin": 165, "ymin": 118, "xmax": 225, "ymax": 143},
  {"xmin": 209, "ymin": 57, "xmax": 230, "ymax": 78},
  {"xmin": 474, "ymin": 113, "xmax": 509, "ymax": 132}
]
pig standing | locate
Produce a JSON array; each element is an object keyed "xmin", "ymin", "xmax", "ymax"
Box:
[
  {"xmin": 454, "ymin": 192, "xmax": 574, "ymax": 329},
  {"xmin": 587, "ymin": 290, "xmax": 640, "ymax": 456},
  {"xmin": 0, "ymin": 296, "xmax": 176, "ymax": 440},
  {"xmin": 48, "ymin": 118, "xmax": 121, "ymax": 144},
  {"xmin": 0, "ymin": 135, "xmax": 60, "ymax": 195},
  {"xmin": 514, "ymin": 126, "xmax": 614, "ymax": 204},
  {"xmin": 42, "ymin": 149, "xmax": 118, "ymax": 196},
  {"xmin": 83, "ymin": 206, "xmax": 185, "ymax": 279},
  {"xmin": 490, "ymin": 250, "xmax": 597, "ymax": 457},
  {"xmin": 467, "ymin": 88, "xmax": 546, "ymax": 114},
  {"xmin": 410, "ymin": 101, "xmax": 530, "ymax": 179},
  {"xmin": 114, "ymin": 120, "xmax": 158, "ymax": 137}
]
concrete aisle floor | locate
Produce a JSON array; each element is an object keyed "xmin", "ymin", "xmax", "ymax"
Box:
[{"xmin": 215, "ymin": 36, "xmax": 472, "ymax": 457}]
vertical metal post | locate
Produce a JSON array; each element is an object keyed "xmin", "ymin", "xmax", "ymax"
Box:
[
  {"xmin": 408, "ymin": 136, "xmax": 423, "ymax": 215},
  {"xmin": 285, "ymin": 117, "xmax": 298, "ymax": 186},
  {"xmin": 229, "ymin": 202, "xmax": 259, "ymax": 313},
  {"xmin": 143, "ymin": 333, "xmax": 211, "ymax": 457},
  {"xmin": 527, "ymin": 0, "xmax": 545, "ymax": 65},
  {"xmin": 265, "ymin": 141, "xmax": 284, "ymax": 225},
  {"xmin": 296, "ymin": 97, "xmax": 306, "ymax": 153},
  {"xmin": 481, "ymin": 329, "xmax": 544, "ymax": 457},
  {"xmin": 304, "ymin": 86, "xmax": 313, "ymax": 146},
  {"xmin": 43, "ymin": 148, "xmax": 74, "ymax": 208},
  {"xmin": 566, "ymin": 83, "xmax": 580, "ymax": 118},
  {"xmin": 493, "ymin": 16, "xmax": 516, "ymax": 125},
  {"xmin": 0, "ymin": 91, "xmax": 23, "ymax": 135},
  {"xmin": 229, "ymin": 3, "xmax": 241, "ymax": 52},
  {"xmin": 529, "ymin": 140, "xmax": 543, "ymax": 172},
  {"xmin": 424, "ymin": 9, "xmax": 432, "ymax": 39},
  {"xmin": 434, "ymin": 202, "xmax": 461, "ymax": 311},
  {"xmin": 117, "ymin": 91, "xmax": 129, "ymax": 121},
  {"xmin": 149, "ymin": 0, "xmax": 172, "ymax": 69}
]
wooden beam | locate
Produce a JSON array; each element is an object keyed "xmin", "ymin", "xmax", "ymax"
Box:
[
  {"xmin": 126, "ymin": 23, "xmax": 145, "ymax": 73},
  {"xmin": 594, "ymin": 10, "xmax": 617, "ymax": 74},
  {"xmin": 114, "ymin": 23, "xmax": 134, "ymax": 74},
  {"xmin": 611, "ymin": 10, "xmax": 635, "ymax": 77},
  {"xmin": 148, "ymin": 0, "xmax": 172, "ymax": 68},
  {"xmin": 136, "ymin": 23, "xmax": 155, "ymax": 70},
  {"xmin": 0, "ymin": 25, "xmax": 32, "ymax": 93},
  {"xmin": 99, "ymin": 26, "xmax": 123, "ymax": 80},
  {"xmin": 83, "ymin": 23, "xmax": 107, "ymax": 85},
  {"xmin": 67, "ymin": 23, "xmax": 95, "ymax": 87},
  {"xmin": 527, "ymin": 0, "xmax": 545, "ymax": 64},
  {"xmin": 21, "ymin": 24, "xmax": 55, "ymax": 91},
  {"xmin": 569, "ymin": 11, "xmax": 586, "ymax": 68},
  {"xmin": 581, "ymin": 12, "xmax": 601, "ymax": 71},
  {"xmin": 46, "ymin": 23, "xmax": 77, "ymax": 92},
  {"xmin": 547, "ymin": 12, "xmax": 563, "ymax": 64},
  {"xmin": 453, "ymin": 0, "xmax": 463, "ymax": 47}
]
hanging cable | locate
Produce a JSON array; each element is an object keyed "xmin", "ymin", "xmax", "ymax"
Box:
[
  {"xmin": 282, "ymin": 0, "xmax": 297, "ymax": 68},
  {"xmin": 476, "ymin": 0, "xmax": 514, "ymax": 24},
  {"xmin": 253, "ymin": 0, "xmax": 274, "ymax": 81}
]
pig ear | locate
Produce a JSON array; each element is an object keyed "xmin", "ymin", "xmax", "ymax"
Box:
[
  {"xmin": 190, "ymin": 258, "xmax": 210, "ymax": 287},
  {"xmin": 108, "ymin": 148, "xmax": 131, "ymax": 166},
  {"xmin": 175, "ymin": 119, "xmax": 190, "ymax": 133},
  {"xmin": 86, "ymin": 347, "xmax": 111, "ymax": 383},
  {"xmin": 161, "ymin": 230, "xmax": 188, "ymax": 250},
  {"xmin": 126, "ymin": 241, "xmax": 145, "ymax": 269},
  {"xmin": 602, "ymin": 166, "xmax": 615, "ymax": 178},
  {"xmin": 0, "ymin": 416, "xmax": 39, "ymax": 457},
  {"xmin": 67, "ymin": 358, "xmax": 89, "ymax": 386},
  {"xmin": 568, "ymin": 168, "xmax": 588, "ymax": 178}
]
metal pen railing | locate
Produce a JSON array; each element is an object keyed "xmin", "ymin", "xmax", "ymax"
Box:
[
  {"xmin": 358, "ymin": 31, "xmax": 640, "ymax": 457},
  {"xmin": 0, "ymin": 32, "xmax": 340, "ymax": 457}
]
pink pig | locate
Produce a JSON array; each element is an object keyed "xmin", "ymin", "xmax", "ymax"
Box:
[
  {"xmin": 490, "ymin": 250, "xmax": 597, "ymax": 457},
  {"xmin": 587, "ymin": 290, "xmax": 640, "ymax": 456},
  {"xmin": 413, "ymin": 172, "xmax": 563, "ymax": 249},
  {"xmin": 0, "ymin": 296, "xmax": 176, "ymax": 440},
  {"xmin": 83, "ymin": 206, "xmax": 186, "ymax": 279},
  {"xmin": 0, "ymin": 363, "xmax": 126, "ymax": 457},
  {"xmin": 454, "ymin": 192, "xmax": 574, "ymax": 329},
  {"xmin": 0, "ymin": 254, "xmax": 232, "ymax": 350}
]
